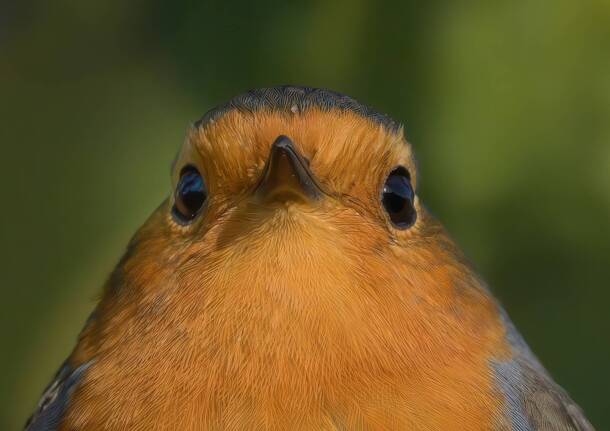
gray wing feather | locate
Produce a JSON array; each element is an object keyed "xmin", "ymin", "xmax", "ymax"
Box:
[
  {"xmin": 495, "ymin": 309, "xmax": 594, "ymax": 431},
  {"xmin": 24, "ymin": 361, "xmax": 92, "ymax": 431}
]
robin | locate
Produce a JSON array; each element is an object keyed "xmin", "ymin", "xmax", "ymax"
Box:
[{"xmin": 25, "ymin": 86, "xmax": 594, "ymax": 430}]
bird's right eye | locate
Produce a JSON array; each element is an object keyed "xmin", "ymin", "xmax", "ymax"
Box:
[
  {"xmin": 172, "ymin": 166, "xmax": 207, "ymax": 223},
  {"xmin": 381, "ymin": 166, "xmax": 416, "ymax": 229}
]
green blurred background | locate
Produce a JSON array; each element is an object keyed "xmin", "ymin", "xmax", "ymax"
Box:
[{"xmin": 2, "ymin": 1, "xmax": 609, "ymax": 429}]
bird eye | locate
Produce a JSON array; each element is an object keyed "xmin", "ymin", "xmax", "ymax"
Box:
[
  {"xmin": 382, "ymin": 167, "xmax": 416, "ymax": 229},
  {"xmin": 172, "ymin": 166, "xmax": 207, "ymax": 223}
]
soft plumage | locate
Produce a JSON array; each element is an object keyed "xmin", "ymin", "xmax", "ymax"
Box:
[{"xmin": 26, "ymin": 86, "xmax": 593, "ymax": 430}]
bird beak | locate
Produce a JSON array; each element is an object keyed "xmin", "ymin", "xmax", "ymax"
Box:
[{"xmin": 255, "ymin": 135, "xmax": 322, "ymax": 203}]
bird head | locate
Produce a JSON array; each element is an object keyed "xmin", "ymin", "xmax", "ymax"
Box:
[
  {"xmin": 153, "ymin": 89, "xmax": 435, "ymax": 324},
  {"xmin": 171, "ymin": 95, "xmax": 419, "ymax": 256}
]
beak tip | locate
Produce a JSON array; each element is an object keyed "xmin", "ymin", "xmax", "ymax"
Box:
[{"xmin": 272, "ymin": 135, "xmax": 294, "ymax": 150}]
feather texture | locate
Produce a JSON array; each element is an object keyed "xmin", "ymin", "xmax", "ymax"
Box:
[{"xmin": 25, "ymin": 87, "xmax": 593, "ymax": 430}]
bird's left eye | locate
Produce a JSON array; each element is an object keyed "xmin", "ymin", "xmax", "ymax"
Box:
[
  {"xmin": 172, "ymin": 166, "xmax": 207, "ymax": 223},
  {"xmin": 382, "ymin": 167, "xmax": 416, "ymax": 229}
]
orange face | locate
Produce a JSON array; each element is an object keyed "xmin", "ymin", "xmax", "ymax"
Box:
[
  {"xmin": 69, "ymin": 108, "xmax": 510, "ymax": 430},
  {"xmin": 138, "ymin": 109, "xmax": 441, "ymax": 367},
  {"xmin": 116, "ymin": 108, "xmax": 434, "ymax": 348},
  {"xmin": 172, "ymin": 108, "xmax": 418, "ymax": 236}
]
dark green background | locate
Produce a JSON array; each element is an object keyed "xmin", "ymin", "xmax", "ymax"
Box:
[{"xmin": 2, "ymin": 1, "xmax": 609, "ymax": 429}]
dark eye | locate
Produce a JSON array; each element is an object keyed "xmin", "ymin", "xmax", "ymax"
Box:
[
  {"xmin": 382, "ymin": 167, "xmax": 416, "ymax": 229},
  {"xmin": 172, "ymin": 166, "xmax": 207, "ymax": 223}
]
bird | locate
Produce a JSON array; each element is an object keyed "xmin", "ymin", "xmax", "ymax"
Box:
[{"xmin": 25, "ymin": 86, "xmax": 594, "ymax": 430}]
